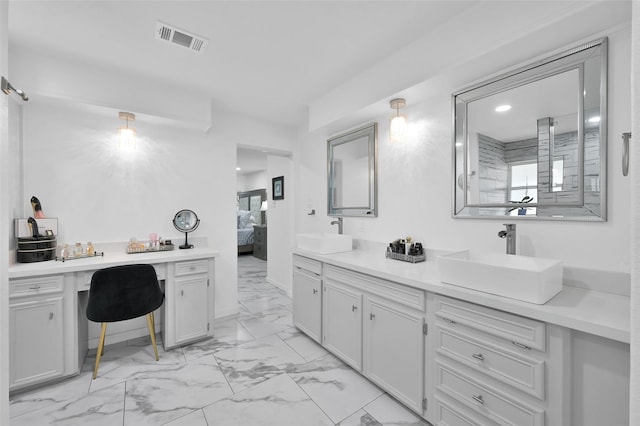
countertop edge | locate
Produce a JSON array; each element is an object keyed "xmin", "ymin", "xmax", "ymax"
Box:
[{"xmin": 293, "ymin": 248, "xmax": 630, "ymax": 344}]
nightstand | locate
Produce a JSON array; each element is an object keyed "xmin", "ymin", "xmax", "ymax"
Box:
[{"xmin": 253, "ymin": 225, "xmax": 267, "ymax": 261}]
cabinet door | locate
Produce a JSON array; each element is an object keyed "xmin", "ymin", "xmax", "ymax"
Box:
[
  {"xmin": 175, "ymin": 275, "xmax": 209, "ymax": 345},
  {"xmin": 322, "ymin": 280, "xmax": 362, "ymax": 370},
  {"xmin": 364, "ymin": 296, "xmax": 425, "ymax": 413},
  {"xmin": 10, "ymin": 297, "xmax": 64, "ymax": 388},
  {"xmin": 292, "ymin": 268, "xmax": 322, "ymax": 342}
]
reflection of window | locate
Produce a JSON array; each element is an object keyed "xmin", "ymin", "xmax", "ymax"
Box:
[
  {"xmin": 552, "ymin": 158, "xmax": 564, "ymax": 192},
  {"xmin": 508, "ymin": 161, "xmax": 537, "ymax": 216}
]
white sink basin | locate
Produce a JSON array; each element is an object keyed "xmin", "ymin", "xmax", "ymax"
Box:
[
  {"xmin": 296, "ymin": 233, "xmax": 353, "ymax": 254},
  {"xmin": 437, "ymin": 250, "xmax": 563, "ymax": 304}
]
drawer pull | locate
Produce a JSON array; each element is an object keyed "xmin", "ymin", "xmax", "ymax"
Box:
[
  {"xmin": 442, "ymin": 317, "xmax": 456, "ymax": 324},
  {"xmin": 370, "ymin": 313, "xmax": 375, "ymax": 320},
  {"xmin": 472, "ymin": 394, "xmax": 484, "ymax": 405},
  {"xmin": 313, "ymin": 289, "xmax": 318, "ymax": 295},
  {"xmin": 352, "ymin": 305, "xmax": 358, "ymax": 312},
  {"xmin": 49, "ymin": 312, "xmax": 54, "ymax": 320},
  {"xmin": 512, "ymin": 341, "xmax": 532, "ymax": 350},
  {"xmin": 472, "ymin": 353, "xmax": 485, "ymax": 361},
  {"xmin": 181, "ymin": 290, "xmax": 184, "ymax": 296},
  {"xmin": 29, "ymin": 285, "xmax": 41, "ymax": 290}
]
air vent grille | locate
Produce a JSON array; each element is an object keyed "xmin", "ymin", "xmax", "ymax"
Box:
[{"xmin": 155, "ymin": 21, "xmax": 208, "ymax": 53}]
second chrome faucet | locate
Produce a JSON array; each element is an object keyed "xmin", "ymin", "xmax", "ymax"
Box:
[
  {"xmin": 498, "ymin": 223, "xmax": 516, "ymax": 255},
  {"xmin": 331, "ymin": 217, "xmax": 343, "ymax": 235}
]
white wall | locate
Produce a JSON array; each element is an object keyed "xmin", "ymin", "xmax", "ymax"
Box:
[
  {"xmin": 266, "ymin": 154, "xmax": 293, "ymax": 295},
  {"xmin": 298, "ymin": 25, "xmax": 632, "ymax": 274},
  {"xmin": 629, "ymin": 2, "xmax": 640, "ymax": 424},
  {"xmin": 237, "ymin": 170, "xmax": 267, "ymax": 193}
]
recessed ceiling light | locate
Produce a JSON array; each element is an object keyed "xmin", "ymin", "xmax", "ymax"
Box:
[
  {"xmin": 495, "ymin": 105, "xmax": 511, "ymax": 112},
  {"xmin": 236, "ymin": 167, "xmax": 241, "ymax": 171},
  {"xmin": 588, "ymin": 116, "xmax": 601, "ymax": 123}
]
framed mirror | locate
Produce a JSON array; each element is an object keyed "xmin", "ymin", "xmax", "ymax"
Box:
[
  {"xmin": 328, "ymin": 123, "xmax": 378, "ymax": 217},
  {"xmin": 453, "ymin": 37, "xmax": 607, "ymax": 221},
  {"xmin": 173, "ymin": 209, "xmax": 200, "ymax": 249}
]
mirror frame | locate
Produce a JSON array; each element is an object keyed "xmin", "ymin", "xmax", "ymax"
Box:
[
  {"xmin": 327, "ymin": 122, "xmax": 378, "ymax": 217},
  {"xmin": 452, "ymin": 37, "xmax": 608, "ymax": 221}
]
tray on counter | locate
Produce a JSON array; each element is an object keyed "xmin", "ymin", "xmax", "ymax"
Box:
[
  {"xmin": 385, "ymin": 251, "xmax": 426, "ymax": 264},
  {"xmin": 126, "ymin": 244, "xmax": 175, "ymax": 254},
  {"xmin": 56, "ymin": 252, "xmax": 104, "ymax": 262}
]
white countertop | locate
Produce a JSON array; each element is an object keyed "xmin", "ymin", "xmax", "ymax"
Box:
[
  {"xmin": 293, "ymin": 247, "xmax": 630, "ymax": 344},
  {"xmin": 9, "ymin": 247, "xmax": 219, "ymax": 279}
]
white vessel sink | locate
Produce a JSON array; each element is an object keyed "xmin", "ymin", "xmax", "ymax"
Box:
[
  {"xmin": 296, "ymin": 233, "xmax": 352, "ymax": 254},
  {"xmin": 437, "ymin": 250, "xmax": 563, "ymax": 304}
]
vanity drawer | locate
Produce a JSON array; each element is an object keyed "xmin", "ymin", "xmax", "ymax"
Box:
[
  {"xmin": 325, "ymin": 264, "xmax": 425, "ymax": 311},
  {"xmin": 76, "ymin": 264, "xmax": 167, "ymax": 291},
  {"xmin": 436, "ymin": 361, "xmax": 544, "ymax": 426},
  {"xmin": 436, "ymin": 324, "xmax": 545, "ymax": 399},
  {"xmin": 434, "ymin": 295, "xmax": 545, "ymax": 352},
  {"xmin": 10, "ymin": 276, "xmax": 64, "ymax": 298},
  {"xmin": 174, "ymin": 260, "xmax": 209, "ymax": 276},
  {"xmin": 435, "ymin": 395, "xmax": 497, "ymax": 426},
  {"xmin": 293, "ymin": 255, "xmax": 322, "ymax": 276}
]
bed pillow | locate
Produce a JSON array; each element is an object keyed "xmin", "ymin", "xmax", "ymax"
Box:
[{"xmin": 238, "ymin": 210, "xmax": 252, "ymax": 229}]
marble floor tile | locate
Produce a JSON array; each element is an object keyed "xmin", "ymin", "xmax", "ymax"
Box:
[
  {"xmin": 278, "ymin": 327, "xmax": 329, "ymax": 362},
  {"xmin": 289, "ymin": 353, "xmax": 385, "ymax": 424},
  {"xmin": 181, "ymin": 318, "xmax": 255, "ymax": 361},
  {"xmin": 10, "ymin": 370, "xmax": 93, "ymax": 418},
  {"xmin": 361, "ymin": 394, "xmax": 430, "ymax": 426},
  {"xmin": 123, "ymin": 355, "xmax": 233, "ymax": 425},
  {"xmin": 214, "ymin": 334, "xmax": 308, "ymax": 393},
  {"xmin": 10, "ymin": 382, "xmax": 126, "ymax": 426},
  {"xmin": 164, "ymin": 408, "xmax": 208, "ymax": 426},
  {"xmin": 338, "ymin": 410, "xmax": 382, "ymax": 426},
  {"xmin": 86, "ymin": 340, "xmax": 186, "ymax": 393},
  {"xmin": 202, "ymin": 373, "xmax": 333, "ymax": 426},
  {"xmin": 237, "ymin": 306, "xmax": 294, "ymax": 339}
]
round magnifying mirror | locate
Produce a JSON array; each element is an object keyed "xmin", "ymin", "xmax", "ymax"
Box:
[{"xmin": 172, "ymin": 209, "xmax": 200, "ymax": 249}]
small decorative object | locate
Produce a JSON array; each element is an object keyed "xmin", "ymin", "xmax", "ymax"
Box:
[
  {"xmin": 272, "ymin": 176, "xmax": 284, "ymax": 200},
  {"xmin": 87, "ymin": 242, "xmax": 95, "ymax": 256},
  {"xmin": 30, "ymin": 196, "xmax": 46, "ymax": 219},
  {"xmin": 16, "ymin": 217, "xmax": 57, "ymax": 263}
]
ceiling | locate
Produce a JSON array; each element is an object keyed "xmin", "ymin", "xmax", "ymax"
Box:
[{"xmin": 8, "ymin": 0, "xmax": 475, "ymax": 127}]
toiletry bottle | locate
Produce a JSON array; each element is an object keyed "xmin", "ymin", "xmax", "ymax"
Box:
[
  {"xmin": 87, "ymin": 242, "xmax": 95, "ymax": 256},
  {"xmin": 74, "ymin": 242, "xmax": 82, "ymax": 257},
  {"xmin": 61, "ymin": 244, "xmax": 69, "ymax": 260}
]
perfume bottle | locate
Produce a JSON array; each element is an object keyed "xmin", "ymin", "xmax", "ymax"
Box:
[{"xmin": 87, "ymin": 242, "xmax": 95, "ymax": 256}]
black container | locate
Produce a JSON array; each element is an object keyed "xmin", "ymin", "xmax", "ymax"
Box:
[{"xmin": 17, "ymin": 236, "xmax": 57, "ymax": 263}]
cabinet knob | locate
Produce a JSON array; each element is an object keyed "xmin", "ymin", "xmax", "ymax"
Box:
[
  {"xmin": 49, "ymin": 312, "xmax": 54, "ymax": 320},
  {"xmin": 472, "ymin": 353, "xmax": 484, "ymax": 361},
  {"xmin": 369, "ymin": 313, "xmax": 375, "ymax": 320},
  {"xmin": 181, "ymin": 290, "xmax": 184, "ymax": 296},
  {"xmin": 352, "ymin": 305, "xmax": 358, "ymax": 312},
  {"xmin": 472, "ymin": 394, "xmax": 484, "ymax": 405},
  {"xmin": 313, "ymin": 289, "xmax": 318, "ymax": 295}
]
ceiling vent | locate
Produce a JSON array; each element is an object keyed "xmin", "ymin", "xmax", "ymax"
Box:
[{"xmin": 155, "ymin": 21, "xmax": 208, "ymax": 53}]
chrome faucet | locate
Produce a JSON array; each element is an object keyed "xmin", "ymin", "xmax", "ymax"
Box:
[
  {"xmin": 331, "ymin": 217, "xmax": 343, "ymax": 235},
  {"xmin": 498, "ymin": 223, "xmax": 516, "ymax": 255}
]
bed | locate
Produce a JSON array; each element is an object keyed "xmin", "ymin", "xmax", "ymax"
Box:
[
  {"xmin": 237, "ymin": 189, "xmax": 266, "ymax": 254},
  {"xmin": 237, "ymin": 209, "xmax": 256, "ymax": 254}
]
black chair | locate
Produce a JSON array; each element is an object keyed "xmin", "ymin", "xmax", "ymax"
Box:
[{"xmin": 86, "ymin": 264, "xmax": 164, "ymax": 379}]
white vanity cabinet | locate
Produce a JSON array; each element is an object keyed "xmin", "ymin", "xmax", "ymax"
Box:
[
  {"xmin": 163, "ymin": 258, "xmax": 215, "ymax": 349},
  {"xmin": 9, "ymin": 275, "xmax": 67, "ymax": 390},
  {"xmin": 322, "ymin": 264, "xmax": 426, "ymax": 413},
  {"xmin": 427, "ymin": 294, "xmax": 569, "ymax": 426},
  {"xmin": 292, "ymin": 255, "xmax": 322, "ymax": 343}
]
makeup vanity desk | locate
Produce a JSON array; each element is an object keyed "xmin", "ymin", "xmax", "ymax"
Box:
[{"xmin": 8, "ymin": 247, "xmax": 218, "ymax": 392}]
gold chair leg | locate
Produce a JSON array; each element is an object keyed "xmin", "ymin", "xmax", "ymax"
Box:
[
  {"xmin": 93, "ymin": 323, "xmax": 107, "ymax": 379},
  {"xmin": 146, "ymin": 312, "xmax": 159, "ymax": 361}
]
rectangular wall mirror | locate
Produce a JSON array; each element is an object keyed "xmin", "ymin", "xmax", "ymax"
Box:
[
  {"xmin": 452, "ymin": 37, "xmax": 607, "ymax": 221},
  {"xmin": 328, "ymin": 123, "xmax": 378, "ymax": 217}
]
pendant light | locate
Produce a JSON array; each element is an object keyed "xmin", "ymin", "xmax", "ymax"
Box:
[
  {"xmin": 389, "ymin": 98, "xmax": 407, "ymax": 143},
  {"xmin": 118, "ymin": 112, "xmax": 136, "ymax": 150}
]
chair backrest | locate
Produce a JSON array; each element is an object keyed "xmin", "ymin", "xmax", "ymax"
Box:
[{"xmin": 86, "ymin": 264, "xmax": 164, "ymax": 322}]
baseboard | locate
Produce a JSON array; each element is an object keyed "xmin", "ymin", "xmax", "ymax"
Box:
[
  {"xmin": 216, "ymin": 304, "xmax": 240, "ymax": 319},
  {"xmin": 267, "ymin": 276, "xmax": 292, "ymax": 297}
]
